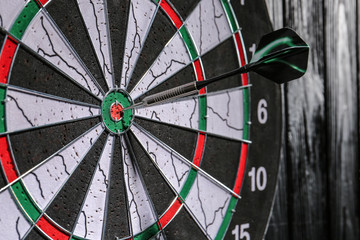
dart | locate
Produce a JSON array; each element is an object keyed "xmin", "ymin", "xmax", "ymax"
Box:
[{"xmin": 124, "ymin": 27, "xmax": 309, "ymax": 110}]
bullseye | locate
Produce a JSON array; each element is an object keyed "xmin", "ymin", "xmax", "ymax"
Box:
[
  {"xmin": 110, "ymin": 101, "xmax": 124, "ymax": 122},
  {"xmin": 101, "ymin": 89, "xmax": 134, "ymax": 134}
]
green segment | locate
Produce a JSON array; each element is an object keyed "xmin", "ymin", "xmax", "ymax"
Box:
[
  {"xmin": 102, "ymin": 90, "xmax": 134, "ymax": 134},
  {"xmin": 134, "ymin": 222, "xmax": 160, "ymax": 240},
  {"xmin": 242, "ymin": 89, "xmax": 249, "ymax": 140},
  {"xmin": 215, "ymin": 196, "xmax": 238, "ymax": 240},
  {"xmin": 11, "ymin": 180, "xmax": 41, "ymax": 222},
  {"xmin": 199, "ymin": 95, "xmax": 207, "ymax": 131},
  {"xmin": 10, "ymin": 0, "xmax": 40, "ymax": 39},
  {"xmin": 179, "ymin": 26, "xmax": 198, "ymax": 60},
  {"xmin": 71, "ymin": 236, "xmax": 85, "ymax": 240},
  {"xmin": 221, "ymin": 0, "xmax": 238, "ymax": 32},
  {"xmin": 0, "ymin": 86, "xmax": 6, "ymax": 133},
  {"xmin": 179, "ymin": 168, "xmax": 197, "ymax": 199},
  {"xmin": 152, "ymin": 0, "xmax": 160, "ymax": 3}
]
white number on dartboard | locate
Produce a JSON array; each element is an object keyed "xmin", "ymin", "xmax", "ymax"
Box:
[
  {"xmin": 248, "ymin": 167, "xmax": 267, "ymax": 192},
  {"xmin": 257, "ymin": 99, "xmax": 268, "ymax": 124},
  {"xmin": 232, "ymin": 223, "xmax": 251, "ymax": 240}
]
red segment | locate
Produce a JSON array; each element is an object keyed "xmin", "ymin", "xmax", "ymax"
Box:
[
  {"xmin": 193, "ymin": 133, "xmax": 205, "ymax": 167},
  {"xmin": 35, "ymin": 0, "xmax": 49, "ymax": 6},
  {"xmin": 36, "ymin": 216, "xmax": 70, "ymax": 240},
  {"xmin": 160, "ymin": 0, "xmax": 183, "ymax": 29},
  {"xmin": 0, "ymin": 36, "xmax": 18, "ymax": 84},
  {"xmin": 0, "ymin": 137, "xmax": 18, "ymax": 183},
  {"xmin": 233, "ymin": 143, "xmax": 248, "ymax": 195},
  {"xmin": 110, "ymin": 102, "xmax": 123, "ymax": 121},
  {"xmin": 234, "ymin": 33, "xmax": 249, "ymax": 85},
  {"xmin": 38, "ymin": 0, "xmax": 49, "ymax": 5},
  {"xmin": 194, "ymin": 59, "xmax": 206, "ymax": 93},
  {"xmin": 159, "ymin": 198, "xmax": 182, "ymax": 228}
]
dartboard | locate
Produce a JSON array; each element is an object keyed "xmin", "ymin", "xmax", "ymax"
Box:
[{"xmin": 0, "ymin": 0, "xmax": 281, "ymax": 239}]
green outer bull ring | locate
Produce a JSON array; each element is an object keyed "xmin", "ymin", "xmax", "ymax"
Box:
[{"xmin": 101, "ymin": 89, "xmax": 134, "ymax": 134}]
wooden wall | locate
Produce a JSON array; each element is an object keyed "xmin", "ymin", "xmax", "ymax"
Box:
[{"xmin": 264, "ymin": 0, "xmax": 359, "ymax": 239}]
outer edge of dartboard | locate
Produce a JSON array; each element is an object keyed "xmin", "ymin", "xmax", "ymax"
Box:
[{"xmin": 259, "ymin": 2, "xmax": 284, "ymax": 237}]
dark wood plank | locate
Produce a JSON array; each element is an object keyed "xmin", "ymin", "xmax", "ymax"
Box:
[
  {"xmin": 266, "ymin": 0, "xmax": 329, "ymax": 239},
  {"xmin": 324, "ymin": 0, "xmax": 360, "ymax": 239}
]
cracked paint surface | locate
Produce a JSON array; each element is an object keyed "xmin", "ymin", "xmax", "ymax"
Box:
[
  {"xmin": 130, "ymin": 32, "xmax": 191, "ymax": 100},
  {"xmin": 22, "ymin": 124, "xmax": 104, "ymax": 209},
  {"xmin": 0, "ymin": 0, "xmax": 27, "ymax": 30},
  {"xmin": 77, "ymin": 0, "xmax": 114, "ymax": 89},
  {"xmin": 135, "ymin": 87, "xmax": 244, "ymax": 141},
  {"xmin": 185, "ymin": 172, "xmax": 231, "ymax": 239},
  {"xmin": 0, "ymin": 189, "xmax": 31, "ymax": 239},
  {"xmin": 130, "ymin": 124, "xmax": 190, "ymax": 193},
  {"xmin": 185, "ymin": 0, "xmax": 232, "ymax": 56},
  {"xmin": 5, "ymin": 87, "xmax": 100, "ymax": 133},
  {"xmin": 21, "ymin": 10, "xmax": 103, "ymax": 98},
  {"xmin": 121, "ymin": 0, "xmax": 157, "ymax": 89},
  {"xmin": 73, "ymin": 135, "xmax": 114, "ymax": 239},
  {"xmin": 121, "ymin": 136, "xmax": 158, "ymax": 235}
]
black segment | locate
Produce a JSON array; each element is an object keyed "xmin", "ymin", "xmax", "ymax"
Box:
[
  {"xmin": 104, "ymin": 137, "xmax": 130, "ymax": 239},
  {"xmin": 107, "ymin": 0, "xmax": 130, "ymax": 87},
  {"xmin": 170, "ymin": 0, "xmax": 200, "ymax": 20},
  {"xmin": 164, "ymin": 207, "xmax": 206, "ymax": 239},
  {"xmin": 134, "ymin": 116, "xmax": 197, "ymax": 161},
  {"xmin": 25, "ymin": 227, "xmax": 47, "ymax": 240},
  {"xmin": 10, "ymin": 117, "xmax": 101, "ymax": 174},
  {"xmin": 10, "ymin": 47, "xmax": 99, "ymax": 105},
  {"xmin": 202, "ymin": 37, "xmax": 242, "ymax": 92},
  {"xmin": 201, "ymin": 135, "xmax": 242, "ymax": 189},
  {"xmin": 45, "ymin": 131, "xmax": 107, "ymax": 231}
]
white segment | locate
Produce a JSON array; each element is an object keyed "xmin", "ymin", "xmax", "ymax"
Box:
[
  {"xmin": 21, "ymin": 10, "xmax": 104, "ymax": 98},
  {"xmin": 185, "ymin": 172, "xmax": 231, "ymax": 239},
  {"xmin": 73, "ymin": 135, "xmax": 114, "ymax": 239},
  {"xmin": 22, "ymin": 123, "xmax": 104, "ymax": 209},
  {"xmin": 185, "ymin": 0, "xmax": 232, "ymax": 56},
  {"xmin": 154, "ymin": 232, "xmax": 166, "ymax": 240},
  {"xmin": 121, "ymin": 136, "xmax": 157, "ymax": 235},
  {"xmin": 130, "ymin": 32, "xmax": 191, "ymax": 100},
  {"xmin": 135, "ymin": 88, "xmax": 244, "ymax": 141},
  {"xmin": 0, "ymin": 0, "xmax": 27, "ymax": 30},
  {"xmin": 130, "ymin": 124, "xmax": 191, "ymax": 193},
  {"xmin": 5, "ymin": 87, "xmax": 100, "ymax": 133},
  {"xmin": 77, "ymin": 0, "xmax": 114, "ymax": 89},
  {"xmin": 121, "ymin": 0, "xmax": 157, "ymax": 89},
  {"xmin": 0, "ymin": 189, "xmax": 31, "ymax": 239}
]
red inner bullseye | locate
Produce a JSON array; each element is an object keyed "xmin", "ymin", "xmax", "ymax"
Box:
[{"xmin": 110, "ymin": 102, "xmax": 124, "ymax": 121}]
